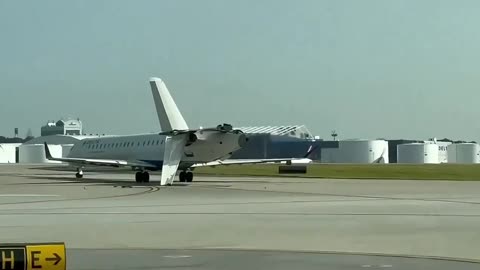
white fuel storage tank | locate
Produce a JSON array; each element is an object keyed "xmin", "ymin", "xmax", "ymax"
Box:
[
  {"xmin": 397, "ymin": 143, "xmax": 439, "ymax": 164},
  {"xmin": 19, "ymin": 144, "xmax": 62, "ymax": 164},
  {"xmin": 447, "ymin": 143, "xmax": 480, "ymax": 163},
  {"xmin": 338, "ymin": 139, "xmax": 389, "ymax": 163}
]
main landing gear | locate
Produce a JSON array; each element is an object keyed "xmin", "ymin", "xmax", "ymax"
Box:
[
  {"xmin": 178, "ymin": 171, "xmax": 193, "ymax": 182},
  {"xmin": 135, "ymin": 171, "xmax": 150, "ymax": 183}
]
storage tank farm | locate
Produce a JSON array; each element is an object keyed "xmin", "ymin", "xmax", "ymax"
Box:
[
  {"xmin": 447, "ymin": 143, "xmax": 480, "ymax": 163},
  {"xmin": 397, "ymin": 143, "xmax": 439, "ymax": 164}
]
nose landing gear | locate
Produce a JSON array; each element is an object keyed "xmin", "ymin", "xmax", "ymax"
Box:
[{"xmin": 75, "ymin": 168, "xmax": 83, "ymax": 179}]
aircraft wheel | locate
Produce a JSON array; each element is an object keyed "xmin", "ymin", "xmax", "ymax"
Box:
[
  {"xmin": 75, "ymin": 172, "xmax": 83, "ymax": 179},
  {"xmin": 186, "ymin": 172, "xmax": 193, "ymax": 182},
  {"xmin": 135, "ymin": 172, "xmax": 142, "ymax": 183},
  {"xmin": 179, "ymin": 171, "xmax": 186, "ymax": 182},
  {"xmin": 143, "ymin": 172, "xmax": 150, "ymax": 183}
]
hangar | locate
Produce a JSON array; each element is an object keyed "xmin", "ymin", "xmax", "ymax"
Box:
[{"xmin": 230, "ymin": 125, "xmax": 323, "ymax": 160}]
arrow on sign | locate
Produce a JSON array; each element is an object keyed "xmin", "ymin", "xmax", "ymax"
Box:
[{"xmin": 45, "ymin": 253, "xmax": 62, "ymax": 265}]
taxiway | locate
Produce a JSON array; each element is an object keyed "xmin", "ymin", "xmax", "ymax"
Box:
[{"xmin": 1, "ymin": 164, "xmax": 480, "ymax": 269}]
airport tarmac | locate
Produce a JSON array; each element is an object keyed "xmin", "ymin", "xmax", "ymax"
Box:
[{"xmin": 1, "ymin": 164, "xmax": 480, "ymax": 269}]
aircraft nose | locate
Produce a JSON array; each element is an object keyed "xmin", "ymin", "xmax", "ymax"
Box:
[{"xmin": 238, "ymin": 134, "xmax": 248, "ymax": 148}]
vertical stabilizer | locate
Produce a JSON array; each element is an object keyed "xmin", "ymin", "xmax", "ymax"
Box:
[{"xmin": 149, "ymin": 77, "xmax": 189, "ymax": 132}]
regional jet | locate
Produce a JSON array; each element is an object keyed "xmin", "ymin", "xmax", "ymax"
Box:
[{"xmin": 44, "ymin": 77, "xmax": 312, "ymax": 186}]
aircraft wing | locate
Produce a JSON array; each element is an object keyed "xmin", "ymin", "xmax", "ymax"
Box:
[
  {"xmin": 192, "ymin": 158, "xmax": 312, "ymax": 167},
  {"xmin": 192, "ymin": 145, "xmax": 317, "ymax": 167},
  {"xmin": 43, "ymin": 143, "xmax": 153, "ymax": 168}
]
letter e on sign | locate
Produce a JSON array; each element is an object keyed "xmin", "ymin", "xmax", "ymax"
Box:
[{"xmin": 25, "ymin": 245, "xmax": 65, "ymax": 270}]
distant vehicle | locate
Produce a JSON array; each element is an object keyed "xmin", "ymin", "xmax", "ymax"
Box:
[{"xmin": 45, "ymin": 77, "xmax": 310, "ymax": 186}]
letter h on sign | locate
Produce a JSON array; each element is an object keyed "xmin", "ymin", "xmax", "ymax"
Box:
[
  {"xmin": 0, "ymin": 248, "xmax": 24, "ymax": 270},
  {"xmin": 2, "ymin": 251, "xmax": 14, "ymax": 270}
]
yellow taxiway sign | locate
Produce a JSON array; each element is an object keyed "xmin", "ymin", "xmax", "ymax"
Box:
[{"xmin": 0, "ymin": 243, "xmax": 65, "ymax": 270}]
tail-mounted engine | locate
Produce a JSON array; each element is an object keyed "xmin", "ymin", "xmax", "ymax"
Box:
[{"xmin": 185, "ymin": 132, "xmax": 198, "ymax": 146}]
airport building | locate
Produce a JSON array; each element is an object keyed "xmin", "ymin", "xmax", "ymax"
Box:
[
  {"xmin": 41, "ymin": 119, "xmax": 83, "ymax": 136},
  {"xmin": 0, "ymin": 143, "xmax": 21, "ymax": 163},
  {"xmin": 1, "ymin": 119, "xmax": 478, "ymax": 164}
]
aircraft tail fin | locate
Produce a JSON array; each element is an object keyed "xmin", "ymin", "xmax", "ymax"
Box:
[
  {"xmin": 303, "ymin": 145, "xmax": 318, "ymax": 159},
  {"xmin": 44, "ymin": 142, "xmax": 53, "ymax": 159},
  {"xmin": 149, "ymin": 77, "xmax": 189, "ymax": 132}
]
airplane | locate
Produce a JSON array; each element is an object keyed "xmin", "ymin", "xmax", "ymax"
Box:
[{"xmin": 44, "ymin": 77, "xmax": 315, "ymax": 186}]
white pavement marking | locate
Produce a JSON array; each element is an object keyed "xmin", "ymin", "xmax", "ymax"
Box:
[
  {"xmin": 361, "ymin": 265, "xmax": 393, "ymax": 268},
  {"xmin": 0, "ymin": 194, "xmax": 60, "ymax": 197},
  {"xmin": 163, "ymin": 255, "xmax": 192, "ymax": 259}
]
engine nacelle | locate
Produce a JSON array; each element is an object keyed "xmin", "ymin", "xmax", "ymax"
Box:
[{"xmin": 185, "ymin": 132, "xmax": 198, "ymax": 146}]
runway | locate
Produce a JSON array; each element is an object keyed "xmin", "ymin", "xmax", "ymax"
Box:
[{"xmin": 1, "ymin": 164, "xmax": 480, "ymax": 269}]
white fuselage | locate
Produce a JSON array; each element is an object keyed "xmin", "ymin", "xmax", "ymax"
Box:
[{"xmin": 68, "ymin": 131, "xmax": 247, "ymax": 170}]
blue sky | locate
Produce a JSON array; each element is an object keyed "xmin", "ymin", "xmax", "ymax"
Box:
[{"xmin": 1, "ymin": 0, "xmax": 480, "ymax": 141}]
